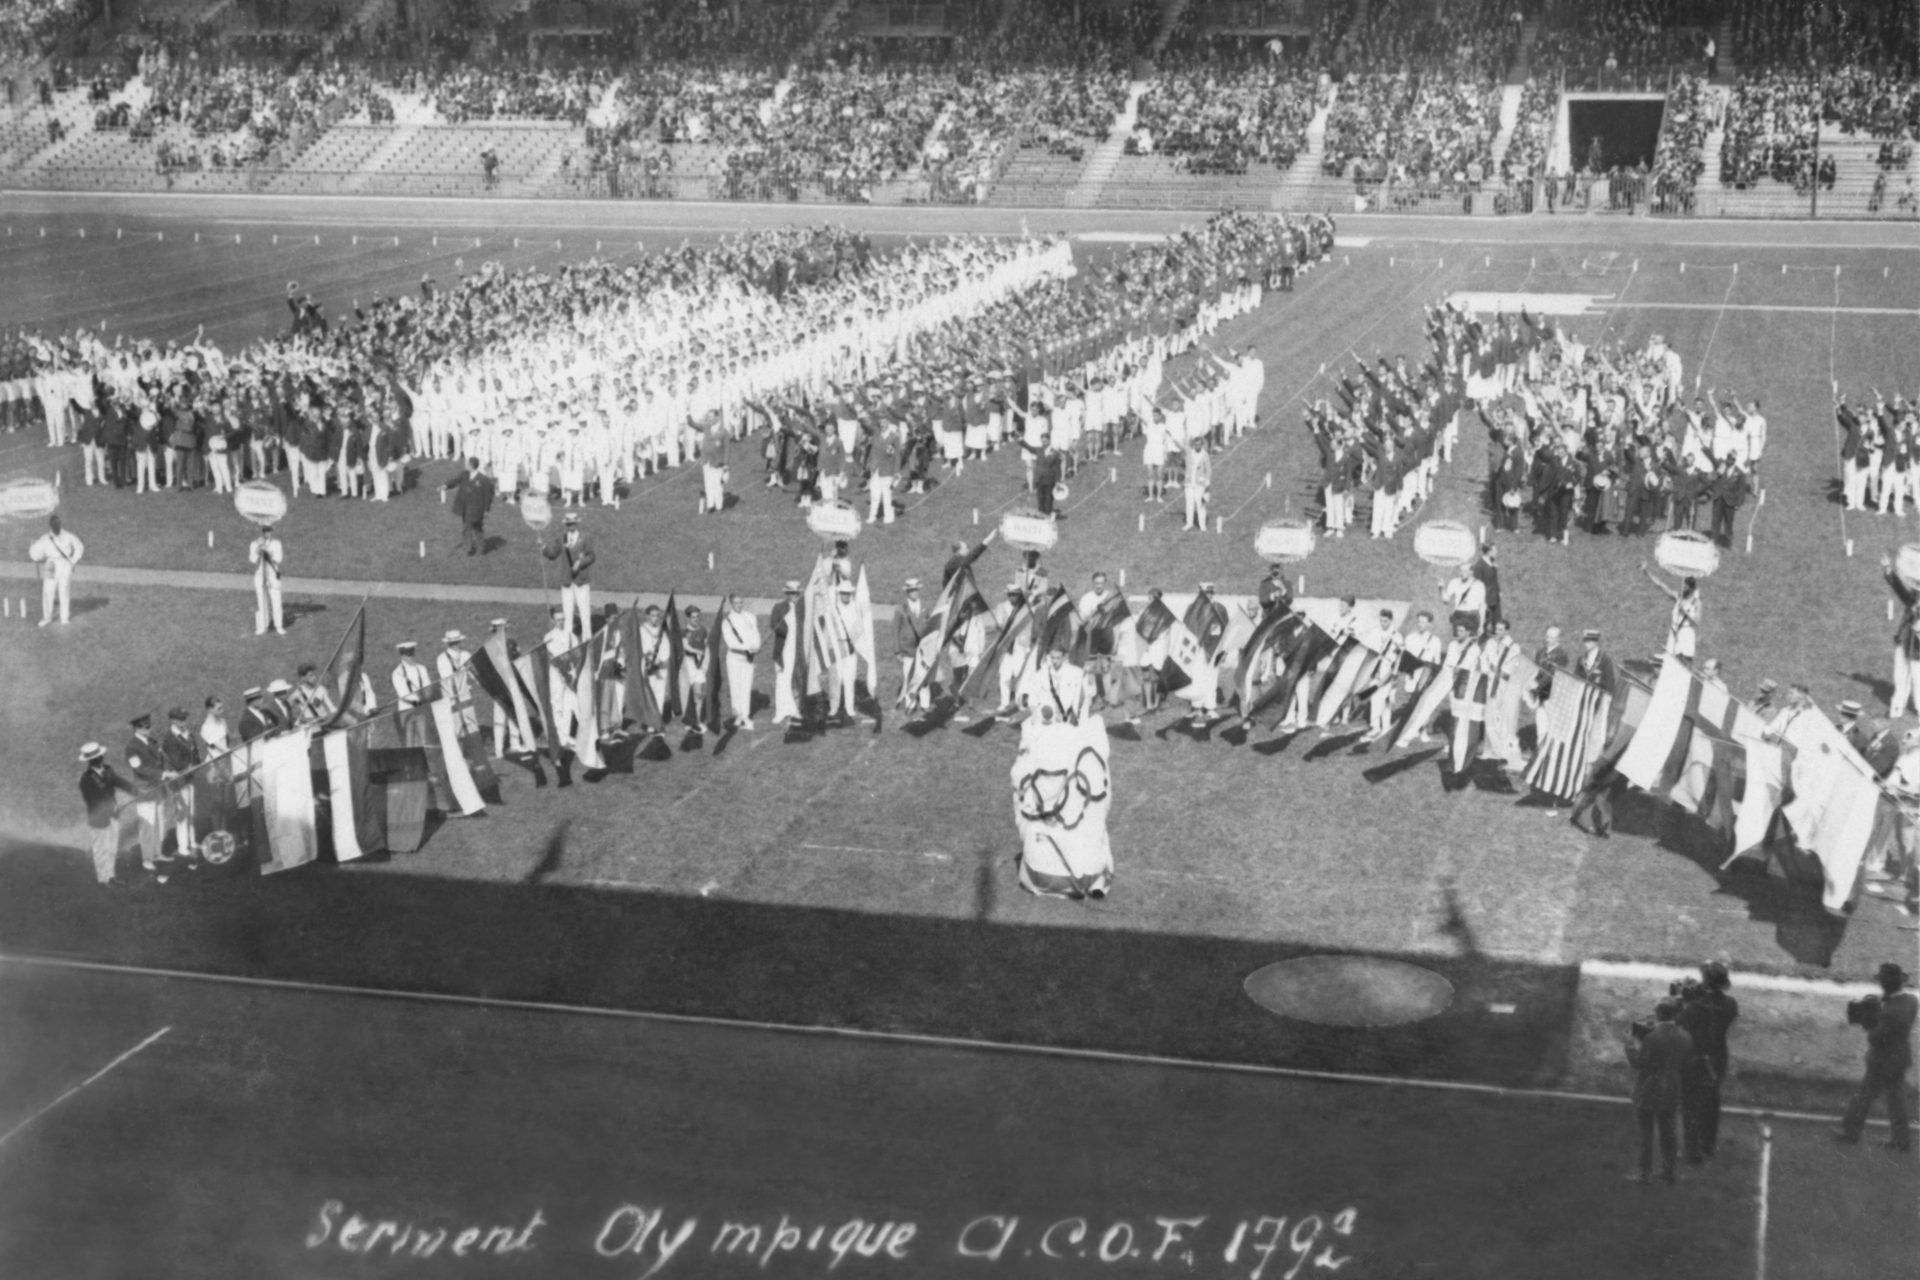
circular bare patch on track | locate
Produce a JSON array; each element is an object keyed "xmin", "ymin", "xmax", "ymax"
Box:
[{"xmin": 1244, "ymin": 955, "xmax": 1455, "ymax": 1027}]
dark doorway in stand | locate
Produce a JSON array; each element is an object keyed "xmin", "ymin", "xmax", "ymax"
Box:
[{"xmin": 1568, "ymin": 98, "xmax": 1667, "ymax": 171}]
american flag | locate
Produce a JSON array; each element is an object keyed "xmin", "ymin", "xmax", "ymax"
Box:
[{"xmin": 1523, "ymin": 672, "xmax": 1612, "ymax": 801}]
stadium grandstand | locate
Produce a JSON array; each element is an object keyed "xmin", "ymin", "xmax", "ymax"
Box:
[{"xmin": 1, "ymin": 0, "xmax": 1918, "ymax": 210}]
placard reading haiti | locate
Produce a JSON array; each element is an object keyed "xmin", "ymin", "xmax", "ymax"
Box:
[{"xmin": 302, "ymin": 1199, "xmax": 1363, "ymax": 1277}]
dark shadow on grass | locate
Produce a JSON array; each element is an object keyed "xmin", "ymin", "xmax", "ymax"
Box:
[
  {"xmin": 283, "ymin": 601, "xmax": 329, "ymax": 626},
  {"xmin": 0, "ymin": 835, "xmax": 1585, "ymax": 1091},
  {"xmin": 1611, "ymin": 793, "xmax": 1851, "ymax": 967},
  {"xmin": 1361, "ymin": 746, "xmax": 1441, "ymax": 783},
  {"xmin": 1304, "ymin": 728, "xmax": 1365, "ymax": 761},
  {"xmin": 1251, "ymin": 730, "xmax": 1302, "ymax": 757},
  {"xmin": 524, "ymin": 821, "xmax": 569, "ymax": 885},
  {"xmin": 66, "ymin": 594, "xmax": 111, "ymax": 618}
]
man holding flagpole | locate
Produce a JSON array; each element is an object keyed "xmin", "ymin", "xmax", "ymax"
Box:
[
  {"xmin": 769, "ymin": 581, "xmax": 803, "ymax": 726},
  {"xmin": 249, "ymin": 522, "xmax": 285, "ymax": 637},
  {"xmin": 720, "ymin": 593, "xmax": 761, "ymax": 731}
]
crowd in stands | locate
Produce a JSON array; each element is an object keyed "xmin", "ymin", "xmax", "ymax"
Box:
[
  {"xmin": 1499, "ymin": 76, "xmax": 1555, "ymax": 180},
  {"xmin": 1130, "ymin": 61, "xmax": 1320, "ymax": 174},
  {"xmin": 420, "ymin": 60, "xmax": 608, "ymax": 122},
  {"xmin": 1648, "ymin": 73, "xmax": 1711, "ymax": 211},
  {"xmin": 1720, "ymin": 71, "xmax": 1819, "ymax": 188},
  {"xmin": 0, "ymin": 0, "xmax": 92, "ymax": 60},
  {"xmin": 1530, "ymin": 0, "xmax": 1709, "ymax": 91},
  {"xmin": 1732, "ymin": 0, "xmax": 1917, "ymax": 72}
]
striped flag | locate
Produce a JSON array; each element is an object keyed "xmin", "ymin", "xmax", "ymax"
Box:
[
  {"xmin": 1447, "ymin": 641, "xmax": 1492, "ymax": 774},
  {"xmin": 1523, "ymin": 671, "xmax": 1612, "ymax": 802}
]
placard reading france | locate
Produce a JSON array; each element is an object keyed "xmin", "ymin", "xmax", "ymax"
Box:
[{"xmin": 303, "ymin": 1199, "xmax": 1362, "ymax": 1277}]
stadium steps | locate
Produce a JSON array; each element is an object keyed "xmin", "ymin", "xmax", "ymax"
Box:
[
  {"xmin": 1150, "ymin": 0, "xmax": 1191, "ymax": 57},
  {"xmin": 1099, "ymin": 151, "xmax": 1284, "ymax": 211},
  {"xmin": 1273, "ymin": 86, "xmax": 1338, "ymax": 210},
  {"xmin": 506, "ymin": 127, "xmax": 587, "ymax": 197},
  {"xmin": 982, "ymin": 143, "xmax": 1094, "ymax": 207},
  {"xmin": 1062, "ymin": 81, "xmax": 1144, "ymax": 208},
  {"xmin": 337, "ymin": 123, "xmax": 422, "ymax": 193},
  {"xmin": 1696, "ymin": 86, "xmax": 1726, "ymax": 187},
  {"xmin": 1710, "ymin": 16, "xmax": 1735, "ymax": 86},
  {"xmin": 1487, "ymin": 83, "xmax": 1523, "ymax": 175},
  {"xmin": 9, "ymin": 86, "xmax": 128, "ymax": 173},
  {"xmin": 1509, "ymin": 18, "xmax": 1538, "ymax": 85}
]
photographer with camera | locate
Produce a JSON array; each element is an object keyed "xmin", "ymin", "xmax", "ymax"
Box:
[
  {"xmin": 1836, "ymin": 962, "xmax": 1916, "ymax": 1152},
  {"xmin": 1625, "ymin": 998, "xmax": 1693, "ymax": 1184},
  {"xmin": 1676, "ymin": 961, "xmax": 1739, "ymax": 1163}
]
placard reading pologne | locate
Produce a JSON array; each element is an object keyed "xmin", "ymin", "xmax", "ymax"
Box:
[{"xmin": 303, "ymin": 1199, "xmax": 1363, "ymax": 1277}]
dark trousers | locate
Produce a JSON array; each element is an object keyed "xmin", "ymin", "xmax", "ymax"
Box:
[
  {"xmin": 1841, "ymin": 1060, "xmax": 1914, "ymax": 1147},
  {"xmin": 1636, "ymin": 1102, "xmax": 1678, "ymax": 1179},
  {"xmin": 1710, "ymin": 499, "xmax": 1738, "ymax": 547},
  {"xmin": 461, "ymin": 520, "xmax": 484, "ymax": 555},
  {"xmin": 1544, "ymin": 491, "xmax": 1574, "ymax": 539},
  {"xmin": 1682, "ymin": 1070, "xmax": 1721, "ymax": 1158}
]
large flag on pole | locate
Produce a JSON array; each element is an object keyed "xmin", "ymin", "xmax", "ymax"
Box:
[
  {"xmin": 960, "ymin": 596, "xmax": 1033, "ymax": 701},
  {"xmin": 316, "ymin": 602, "xmax": 368, "ymax": 732},
  {"xmin": 1724, "ymin": 738, "xmax": 1787, "ymax": 872},
  {"xmin": 851, "ymin": 568, "xmax": 877, "ymax": 685},
  {"xmin": 1520, "ymin": 671, "xmax": 1612, "ymax": 802},
  {"xmin": 1780, "ymin": 716, "xmax": 1885, "ymax": 913},
  {"xmin": 320, "ymin": 725, "xmax": 388, "ymax": 862},
  {"xmin": 1616, "ymin": 656, "xmax": 1697, "ymax": 791},
  {"xmin": 424, "ymin": 695, "xmax": 485, "ymax": 815},
  {"xmin": 1447, "ymin": 640, "xmax": 1492, "ymax": 773},
  {"xmin": 571, "ymin": 623, "xmax": 610, "ymax": 769},
  {"xmin": 620, "ymin": 607, "xmax": 667, "ymax": 734},
  {"xmin": 1522, "ymin": 669, "xmax": 1612, "ymax": 802},
  {"xmin": 906, "ymin": 566, "xmax": 989, "ymax": 703},
  {"xmin": 514, "ymin": 646, "xmax": 561, "ymax": 765},
  {"xmin": 257, "ymin": 727, "xmax": 319, "ymax": 874},
  {"xmin": 471, "ymin": 630, "xmax": 537, "ymax": 754},
  {"xmin": 1234, "ymin": 607, "xmax": 1304, "ymax": 712}
]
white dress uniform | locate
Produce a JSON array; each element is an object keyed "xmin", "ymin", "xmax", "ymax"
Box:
[
  {"xmin": 28, "ymin": 524, "xmax": 84, "ymax": 626},
  {"xmin": 721, "ymin": 609, "xmax": 762, "ymax": 728},
  {"xmin": 249, "ymin": 532, "xmax": 285, "ymax": 636}
]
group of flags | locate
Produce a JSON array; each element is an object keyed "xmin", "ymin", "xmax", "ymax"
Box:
[
  {"xmin": 138, "ymin": 576, "xmax": 1908, "ymax": 917},
  {"xmin": 1224, "ymin": 593, "xmax": 1900, "ymax": 916},
  {"xmin": 137, "ymin": 588, "xmax": 763, "ymax": 877},
  {"xmin": 1614, "ymin": 656, "xmax": 1895, "ymax": 913}
]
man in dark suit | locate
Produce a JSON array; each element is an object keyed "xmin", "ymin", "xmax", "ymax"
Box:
[
  {"xmin": 78, "ymin": 742, "xmax": 137, "ymax": 887},
  {"xmin": 543, "ymin": 512, "xmax": 596, "ymax": 639},
  {"xmin": 237, "ymin": 687, "xmax": 278, "ymax": 742},
  {"xmin": 1574, "ymin": 627, "xmax": 1620, "ymax": 698},
  {"xmin": 1626, "ymin": 999, "xmax": 1694, "ymax": 1183},
  {"xmin": 1679, "ymin": 962, "xmax": 1739, "ymax": 1163},
  {"xmin": 1707, "ymin": 460, "xmax": 1750, "ymax": 548},
  {"xmin": 1837, "ymin": 962, "xmax": 1916, "ymax": 1151},
  {"xmin": 444, "ymin": 457, "xmax": 495, "ymax": 557}
]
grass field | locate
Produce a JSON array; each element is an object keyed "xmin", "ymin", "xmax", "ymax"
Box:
[
  {"xmin": 3, "ymin": 960, "xmax": 1912, "ymax": 1280},
  {"xmin": 3, "ymin": 197, "xmax": 1918, "ymax": 1278}
]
